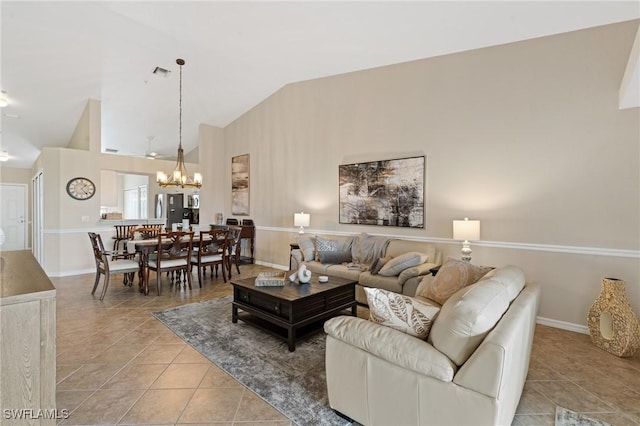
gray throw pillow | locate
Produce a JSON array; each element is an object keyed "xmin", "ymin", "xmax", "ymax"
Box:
[
  {"xmin": 318, "ymin": 250, "xmax": 352, "ymax": 264},
  {"xmin": 370, "ymin": 256, "xmax": 393, "ymax": 275},
  {"xmin": 296, "ymin": 235, "xmax": 316, "ymax": 261}
]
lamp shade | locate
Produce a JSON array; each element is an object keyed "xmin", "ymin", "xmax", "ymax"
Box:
[
  {"xmin": 294, "ymin": 212, "xmax": 310, "ymax": 227},
  {"xmin": 453, "ymin": 218, "xmax": 480, "ymax": 241}
]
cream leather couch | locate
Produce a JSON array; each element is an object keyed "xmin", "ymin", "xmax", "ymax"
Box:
[
  {"xmin": 291, "ymin": 233, "xmax": 442, "ymax": 305},
  {"xmin": 324, "ymin": 266, "xmax": 540, "ymax": 426}
]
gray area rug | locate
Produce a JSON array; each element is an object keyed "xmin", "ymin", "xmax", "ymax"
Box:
[
  {"xmin": 556, "ymin": 407, "xmax": 612, "ymax": 426},
  {"xmin": 153, "ymin": 296, "xmax": 351, "ymax": 426}
]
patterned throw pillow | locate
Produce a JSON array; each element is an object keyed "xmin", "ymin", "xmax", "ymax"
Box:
[
  {"xmin": 378, "ymin": 252, "xmax": 429, "ymax": 277},
  {"xmin": 420, "ymin": 257, "xmax": 493, "ymax": 305},
  {"xmin": 315, "ymin": 236, "xmax": 338, "ymax": 260},
  {"xmin": 364, "ymin": 287, "xmax": 440, "ymax": 339}
]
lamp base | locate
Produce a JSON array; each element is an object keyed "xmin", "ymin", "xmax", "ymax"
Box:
[
  {"xmin": 461, "ymin": 240, "xmax": 472, "ymax": 262},
  {"xmin": 298, "ymin": 227, "xmax": 305, "ymax": 234}
]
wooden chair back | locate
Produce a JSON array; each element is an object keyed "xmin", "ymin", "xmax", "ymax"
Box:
[{"xmin": 130, "ymin": 225, "xmax": 164, "ymax": 240}]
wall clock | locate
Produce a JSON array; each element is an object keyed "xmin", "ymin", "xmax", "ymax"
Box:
[{"xmin": 66, "ymin": 177, "xmax": 96, "ymax": 200}]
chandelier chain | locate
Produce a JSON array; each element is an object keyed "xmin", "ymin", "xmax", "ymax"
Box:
[{"xmin": 179, "ymin": 61, "xmax": 182, "ymax": 148}]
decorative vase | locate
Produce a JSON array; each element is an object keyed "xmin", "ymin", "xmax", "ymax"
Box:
[
  {"xmin": 587, "ymin": 278, "xmax": 640, "ymax": 357},
  {"xmin": 297, "ymin": 264, "xmax": 312, "ymax": 284}
]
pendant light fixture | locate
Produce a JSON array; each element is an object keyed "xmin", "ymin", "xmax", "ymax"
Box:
[{"xmin": 156, "ymin": 58, "xmax": 202, "ymax": 189}]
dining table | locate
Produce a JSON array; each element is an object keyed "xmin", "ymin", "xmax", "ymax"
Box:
[{"xmin": 127, "ymin": 234, "xmax": 214, "ymax": 295}]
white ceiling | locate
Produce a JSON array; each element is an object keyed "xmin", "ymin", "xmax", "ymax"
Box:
[{"xmin": 1, "ymin": 1, "xmax": 638, "ymax": 168}]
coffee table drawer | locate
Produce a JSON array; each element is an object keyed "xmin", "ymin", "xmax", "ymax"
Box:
[
  {"xmin": 291, "ymin": 286, "xmax": 355, "ymax": 322},
  {"xmin": 235, "ymin": 287, "xmax": 291, "ymax": 319}
]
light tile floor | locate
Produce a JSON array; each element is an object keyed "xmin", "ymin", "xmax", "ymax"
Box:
[{"xmin": 52, "ymin": 265, "xmax": 640, "ymax": 425}]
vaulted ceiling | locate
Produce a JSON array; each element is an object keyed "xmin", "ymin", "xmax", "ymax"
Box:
[{"xmin": 1, "ymin": 1, "xmax": 638, "ymax": 168}]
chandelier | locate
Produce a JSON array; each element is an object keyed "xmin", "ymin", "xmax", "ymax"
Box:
[{"xmin": 156, "ymin": 58, "xmax": 202, "ymax": 189}]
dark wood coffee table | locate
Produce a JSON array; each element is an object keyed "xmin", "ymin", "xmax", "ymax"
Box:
[{"xmin": 231, "ymin": 273, "xmax": 357, "ymax": 351}]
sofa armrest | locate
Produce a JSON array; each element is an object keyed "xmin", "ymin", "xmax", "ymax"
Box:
[
  {"xmin": 324, "ymin": 316, "xmax": 457, "ymax": 381},
  {"xmin": 453, "ymin": 283, "xmax": 540, "ymax": 399}
]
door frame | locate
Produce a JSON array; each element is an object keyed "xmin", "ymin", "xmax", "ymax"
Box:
[{"xmin": 0, "ymin": 182, "xmax": 28, "ymax": 251}]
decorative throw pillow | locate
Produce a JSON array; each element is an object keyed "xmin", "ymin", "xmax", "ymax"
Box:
[
  {"xmin": 420, "ymin": 257, "xmax": 493, "ymax": 305},
  {"xmin": 370, "ymin": 256, "xmax": 393, "ymax": 275},
  {"xmin": 315, "ymin": 236, "xmax": 338, "ymax": 260},
  {"xmin": 364, "ymin": 287, "xmax": 440, "ymax": 339},
  {"xmin": 378, "ymin": 252, "xmax": 429, "ymax": 277},
  {"xmin": 296, "ymin": 235, "xmax": 316, "ymax": 262},
  {"xmin": 317, "ymin": 250, "xmax": 352, "ymax": 264},
  {"xmin": 315, "ymin": 236, "xmax": 338, "ymax": 252}
]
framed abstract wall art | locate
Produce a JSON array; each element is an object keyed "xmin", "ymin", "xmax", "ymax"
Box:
[
  {"xmin": 339, "ymin": 155, "xmax": 425, "ymax": 228},
  {"xmin": 231, "ymin": 154, "xmax": 250, "ymax": 215}
]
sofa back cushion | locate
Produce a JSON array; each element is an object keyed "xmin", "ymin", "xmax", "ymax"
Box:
[
  {"xmin": 479, "ymin": 265, "xmax": 526, "ymax": 300},
  {"xmin": 385, "ymin": 239, "xmax": 438, "ymax": 264},
  {"xmin": 296, "ymin": 234, "xmax": 355, "ymax": 262},
  {"xmin": 378, "ymin": 252, "xmax": 429, "ymax": 276},
  {"xmin": 428, "ymin": 279, "xmax": 511, "ymax": 366},
  {"xmin": 420, "ymin": 258, "xmax": 493, "ymax": 305}
]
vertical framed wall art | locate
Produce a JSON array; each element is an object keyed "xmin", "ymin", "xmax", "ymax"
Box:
[
  {"xmin": 231, "ymin": 154, "xmax": 250, "ymax": 215},
  {"xmin": 339, "ymin": 155, "xmax": 425, "ymax": 228}
]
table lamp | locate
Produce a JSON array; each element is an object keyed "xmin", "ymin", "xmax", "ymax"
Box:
[
  {"xmin": 453, "ymin": 218, "xmax": 480, "ymax": 262},
  {"xmin": 294, "ymin": 212, "xmax": 310, "ymax": 234}
]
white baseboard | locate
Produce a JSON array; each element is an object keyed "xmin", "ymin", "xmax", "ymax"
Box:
[
  {"xmin": 255, "ymin": 260, "xmax": 288, "ymax": 271},
  {"xmin": 47, "ymin": 268, "xmax": 95, "ymax": 278},
  {"xmin": 537, "ymin": 316, "xmax": 589, "ymax": 335}
]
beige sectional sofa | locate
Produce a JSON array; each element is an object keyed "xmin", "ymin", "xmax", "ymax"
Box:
[
  {"xmin": 324, "ymin": 265, "xmax": 540, "ymax": 426},
  {"xmin": 290, "ymin": 233, "xmax": 442, "ymax": 305}
]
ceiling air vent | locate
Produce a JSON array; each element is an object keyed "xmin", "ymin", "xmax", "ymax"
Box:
[{"xmin": 105, "ymin": 148, "xmax": 118, "ymax": 153}]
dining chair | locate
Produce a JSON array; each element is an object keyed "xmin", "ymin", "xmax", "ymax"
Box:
[
  {"xmin": 88, "ymin": 232, "xmax": 140, "ymax": 300},
  {"xmin": 112, "ymin": 224, "xmax": 139, "ymax": 258},
  {"xmin": 147, "ymin": 231, "xmax": 194, "ymax": 295},
  {"xmin": 129, "ymin": 225, "xmax": 164, "ymax": 241},
  {"xmin": 227, "ymin": 225, "xmax": 243, "ymax": 278},
  {"xmin": 190, "ymin": 229, "xmax": 229, "ymax": 286}
]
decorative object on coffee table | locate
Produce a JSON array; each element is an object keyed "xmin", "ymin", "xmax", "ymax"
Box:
[
  {"xmin": 297, "ymin": 264, "xmax": 312, "ymax": 283},
  {"xmin": 587, "ymin": 277, "xmax": 640, "ymax": 357}
]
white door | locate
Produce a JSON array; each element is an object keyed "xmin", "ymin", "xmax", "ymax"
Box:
[{"xmin": 0, "ymin": 183, "xmax": 27, "ymax": 251}]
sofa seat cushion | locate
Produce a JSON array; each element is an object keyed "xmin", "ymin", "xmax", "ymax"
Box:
[
  {"xmin": 324, "ymin": 315, "xmax": 457, "ymax": 381},
  {"xmin": 420, "ymin": 258, "xmax": 493, "ymax": 305},
  {"xmin": 359, "ymin": 272, "xmax": 403, "ymax": 294},
  {"xmin": 303, "ymin": 261, "xmax": 330, "ymax": 275},
  {"xmin": 324, "ymin": 264, "xmax": 362, "ymax": 281},
  {"xmin": 428, "ymin": 279, "xmax": 511, "ymax": 366},
  {"xmin": 364, "ymin": 287, "xmax": 440, "ymax": 338}
]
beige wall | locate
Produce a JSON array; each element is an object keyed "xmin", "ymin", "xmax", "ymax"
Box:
[
  {"xmin": 221, "ymin": 21, "xmax": 640, "ymax": 329},
  {"xmin": 30, "ymin": 20, "xmax": 639, "ymax": 330}
]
